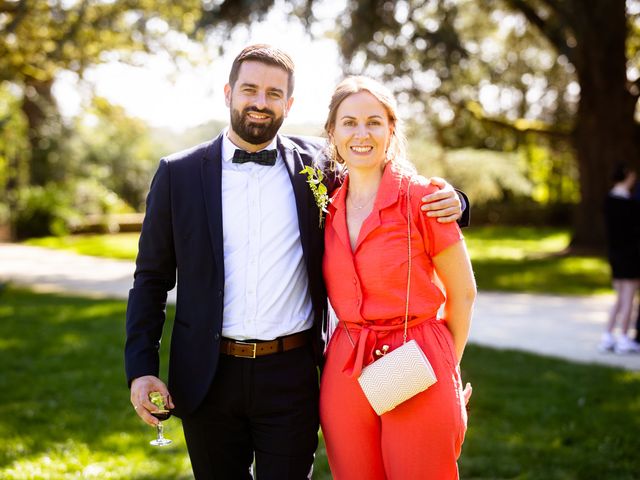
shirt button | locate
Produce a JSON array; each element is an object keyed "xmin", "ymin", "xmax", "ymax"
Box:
[
  {"xmin": 214, "ymin": 333, "xmax": 220, "ymax": 341},
  {"xmin": 352, "ymin": 277, "xmax": 357, "ymax": 285}
]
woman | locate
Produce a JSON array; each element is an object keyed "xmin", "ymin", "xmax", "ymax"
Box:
[
  {"xmin": 319, "ymin": 76, "xmax": 476, "ymax": 479},
  {"xmin": 599, "ymin": 164, "xmax": 640, "ymax": 354}
]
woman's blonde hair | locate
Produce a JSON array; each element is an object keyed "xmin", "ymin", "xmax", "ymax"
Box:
[{"xmin": 323, "ymin": 75, "xmax": 415, "ymax": 175}]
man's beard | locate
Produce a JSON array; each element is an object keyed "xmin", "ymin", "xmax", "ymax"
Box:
[{"xmin": 230, "ymin": 105, "xmax": 285, "ymax": 145}]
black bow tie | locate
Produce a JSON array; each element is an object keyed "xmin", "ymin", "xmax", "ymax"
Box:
[{"xmin": 232, "ymin": 149, "xmax": 277, "ymax": 166}]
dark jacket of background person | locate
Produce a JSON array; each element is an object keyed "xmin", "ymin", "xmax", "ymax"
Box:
[{"xmin": 604, "ymin": 191, "xmax": 640, "ymax": 279}]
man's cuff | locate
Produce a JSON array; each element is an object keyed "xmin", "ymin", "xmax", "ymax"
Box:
[{"xmin": 456, "ymin": 190, "xmax": 470, "ymax": 228}]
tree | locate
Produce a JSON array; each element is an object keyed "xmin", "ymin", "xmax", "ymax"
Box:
[
  {"xmin": 3, "ymin": 0, "xmax": 638, "ymax": 248},
  {"xmin": 503, "ymin": 0, "xmax": 639, "ymax": 250},
  {"xmin": 314, "ymin": 0, "xmax": 639, "ymax": 251},
  {"xmin": 0, "ymin": 0, "xmax": 301, "ymax": 191},
  {"xmin": 0, "ymin": 0, "xmax": 203, "ymax": 187},
  {"xmin": 196, "ymin": 0, "xmax": 639, "ymax": 251}
]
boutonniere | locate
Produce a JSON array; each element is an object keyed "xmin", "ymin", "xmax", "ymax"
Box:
[{"xmin": 300, "ymin": 165, "xmax": 329, "ymax": 228}]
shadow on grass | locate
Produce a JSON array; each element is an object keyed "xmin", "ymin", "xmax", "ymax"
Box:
[
  {"xmin": 0, "ymin": 288, "xmax": 332, "ymax": 479},
  {"xmin": 460, "ymin": 346, "xmax": 640, "ymax": 480},
  {"xmin": 0, "ymin": 288, "xmax": 193, "ymax": 478}
]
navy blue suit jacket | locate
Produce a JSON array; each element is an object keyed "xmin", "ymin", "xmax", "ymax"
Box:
[{"xmin": 125, "ymin": 133, "xmax": 329, "ymax": 417}]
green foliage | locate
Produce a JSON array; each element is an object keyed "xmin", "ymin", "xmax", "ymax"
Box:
[
  {"xmin": 300, "ymin": 165, "xmax": 329, "ymax": 227},
  {"xmin": 12, "ymin": 178, "xmax": 133, "ymax": 239},
  {"xmin": 443, "ymin": 148, "xmax": 533, "ymax": 202},
  {"xmin": 13, "ymin": 184, "xmax": 77, "ymax": 239},
  {"xmin": 5, "ymin": 93, "xmax": 156, "ymax": 238},
  {"xmin": 71, "ymin": 177, "xmax": 134, "ymax": 218},
  {"xmin": 0, "ymin": 0, "xmax": 211, "ymax": 237},
  {"xmin": 307, "ymin": 0, "xmax": 639, "ymax": 249},
  {"xmin": 409, "ymin": 138, "xmax": 534, "ymax": 203},
  {"xmin": 0, "ymin": 84, "xmax": 29, "ymax": 225},
  {"xmin": 70, "ymin": 97, "xmax": 161, "ymax": 210},
  {"xmin": 525, "ymin": 138, "xmax": 579, "ymax": 204},
  {"xmin": 1, "ymin": 288, "xmax": 638, "ymax": 479},
  {"xmin": 0, "ymin": 1, "xmax": 204, "ymax": 85}
]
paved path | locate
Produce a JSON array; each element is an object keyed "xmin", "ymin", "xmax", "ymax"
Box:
[{"xmin": 1, "ymin": 243, "xmax": 639, "ymax": 371}]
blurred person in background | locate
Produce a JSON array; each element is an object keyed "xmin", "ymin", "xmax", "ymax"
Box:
[
  {"xmin": 633, "ymin": 180, "xmax": 640, "ymax": 344},
  {"xmin": 599, "ymin": 163, "xmax": 640, "ymax": 354}
]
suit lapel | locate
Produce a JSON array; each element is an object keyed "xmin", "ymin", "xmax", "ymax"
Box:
[
  {"xmin": 278, "ymin": 136, "xmax": 314, "ymax": 266},
  {"xmin": 201, "ymin": 134, "xmax": 225, "ymax": 283}
]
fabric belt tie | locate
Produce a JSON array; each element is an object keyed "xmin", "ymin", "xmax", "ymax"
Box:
[
  {"xmin": 342, "ymin": 316, "xmax": 439, "ymax": 378},
  {"xmin": 220, "ymin": 330, "xmax": 311, "ymax": 358}
]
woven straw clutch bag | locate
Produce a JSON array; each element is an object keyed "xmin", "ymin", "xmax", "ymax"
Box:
[{"xmin": 357, "ymin": 339, "xmax": 437, "ymax": 415}]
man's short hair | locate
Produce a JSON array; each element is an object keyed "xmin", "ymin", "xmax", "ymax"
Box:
[{"xmin": 228, "ymin": 44, "xmax": 295, "ymax": 98}]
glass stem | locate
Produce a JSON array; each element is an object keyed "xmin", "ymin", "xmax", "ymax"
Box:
[{"xmin": 156, "ymin": 422, "xmax": 165, "ymax": 440}]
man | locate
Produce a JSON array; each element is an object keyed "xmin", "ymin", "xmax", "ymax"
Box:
[{"xmin": 125, "ymin": 44, "xmax": 466, "ymax": 479}]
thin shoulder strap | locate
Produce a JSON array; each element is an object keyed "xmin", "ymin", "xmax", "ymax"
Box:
[{"xmin": 403, "ymin": 180, "xmax": 411, "ymax": 344}]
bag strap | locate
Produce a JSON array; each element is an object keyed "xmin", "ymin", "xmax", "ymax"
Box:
[{"xmin": 403, "ymin": 180, "xmax": 411, "ymax": 345}]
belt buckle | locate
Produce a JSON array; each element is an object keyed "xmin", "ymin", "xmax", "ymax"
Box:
[{"xmin": 234, "ymin": 341, "xmax": 257, "ymax": 359}]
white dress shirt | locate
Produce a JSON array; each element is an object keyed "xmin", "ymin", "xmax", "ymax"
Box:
[{"xmin": 220, "ymin": 132, "xmax": 313, "ymax": 340}]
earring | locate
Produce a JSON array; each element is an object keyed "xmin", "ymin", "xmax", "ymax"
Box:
[
  {"xmin": 327, "ymin": 142, "xmax": 339, "ymax": 171},
  {"xmin": 385, "ymin": 139, "xmax": 395, "ymax": 162}
]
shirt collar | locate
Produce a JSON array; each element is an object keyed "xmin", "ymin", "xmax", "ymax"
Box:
[
  {"xmin": 221, "ymin": 128, "xmax": 278, "ymax": 164},
  {"xmin": 329, "ymin": 162, "xmax": 406, "ymax": 214}
]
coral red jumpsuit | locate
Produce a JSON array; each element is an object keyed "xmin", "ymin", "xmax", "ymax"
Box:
[{"xmin": 320, "ymin": 164, "xmax": 468, "ymax": 479}]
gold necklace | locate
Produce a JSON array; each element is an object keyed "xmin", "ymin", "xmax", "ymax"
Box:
[{"xmin": 348, "ymin": 192, "xmax": 376, "ymax": 210}]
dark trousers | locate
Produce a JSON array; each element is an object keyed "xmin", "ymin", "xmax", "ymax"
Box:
[{"xmin": 181, "ymin": 343, "xmax": 320, "ymax": 480}]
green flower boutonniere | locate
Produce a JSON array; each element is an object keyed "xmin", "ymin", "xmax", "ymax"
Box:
[{"xmin": 300, "ymin": 165, "xmax": 329, "ymax": 227}]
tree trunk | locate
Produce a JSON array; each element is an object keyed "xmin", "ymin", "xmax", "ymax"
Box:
[
  {"xmin": 569, "ymin": 0, "xmax": 639, "ymax": 252},
  {"xmin": 21, "ymin": 77, "xmax": 62, "ymax": 186}
]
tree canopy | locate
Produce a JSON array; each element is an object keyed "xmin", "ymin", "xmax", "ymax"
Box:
[
  {"xmin": 1, "ymin": 0, "xmax": 639, "ymax": 249},
  {"xmin": 185, "ymin": 0, "xmax": 640, "ymax": 249}
]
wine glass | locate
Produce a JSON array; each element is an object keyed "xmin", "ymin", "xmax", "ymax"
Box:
[{"xmin": 149, "ymin": 392, "xmax": 172, "ymax": 446}]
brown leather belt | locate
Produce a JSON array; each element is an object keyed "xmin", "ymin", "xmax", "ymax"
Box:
[{"xmin": 220, "ymin": 330, "xmax": 311, "ymax": 359}]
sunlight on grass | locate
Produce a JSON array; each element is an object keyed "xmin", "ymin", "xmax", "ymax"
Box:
[
  {"xmin": 25, "ymin": 233, "xmax": 140, "ymax": 260},
  {"xmin": 465, "ymin": 226, "xmax": 570, "ymax": 256},
  {"xmin": 464, "ymin": 226, "xmax": 610, "ymax": 294},
  {"xmin": 466, "ymin": 228, "xmax": 570, "ymax": 259},
  {"xmin": 4, "ymin": 438, "xmax": 193, "ymax": 479}
]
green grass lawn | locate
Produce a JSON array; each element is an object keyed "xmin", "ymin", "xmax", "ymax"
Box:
[
  {"xmin": 24, "ymin": 232, "xmax": 141, "ymax": 260},
  {"xmin": 1, "ymin": 288, "xmax": 638, "ymax": 479},
  {"xmin": 464, "ymin": 226, "xmax": 611, "ymax": 295},
  {"xmin": 24, "ymin": 226, "xmax": 612, "ymax": 295}
]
